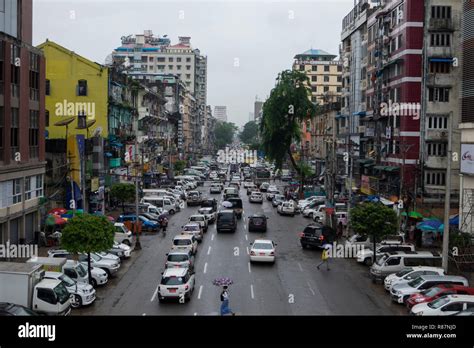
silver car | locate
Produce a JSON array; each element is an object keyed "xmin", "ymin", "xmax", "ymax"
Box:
[{"xmin": 165, "ymin": 250, "xmax": 195, "ymax": 271}]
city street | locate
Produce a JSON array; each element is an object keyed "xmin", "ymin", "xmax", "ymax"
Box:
[{"xmin": 75, "ymin": 181, "xmax": 406, "ymax": 316}]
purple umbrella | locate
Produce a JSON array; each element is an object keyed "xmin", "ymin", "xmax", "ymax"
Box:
[{"xmin": 213, "ymin": 277, "xmax": 234, "ymax": 287}]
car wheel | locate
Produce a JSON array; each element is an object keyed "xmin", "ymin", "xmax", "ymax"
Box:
[
  {"xmin": 301, "ymin": 243, "xmax": 307, "ymax": 249},
  {"xmin": 102, "ymin": 268, "xmax": 112, "ymax": 277},
  {"xmin": 309, "ymin": 213, "xmax": 313, "ymax": 219},
  {"xmin": 364, "ymin": 258, "xmax": 373, "ymax": 266},
  {"xmin": 70, "ymin": 294, "xmax": 82, "ymax": 308},
  {"xmin": 122, "ymin": 240, "xmax": 131, "ymax": 246},
  {"xmin": 169, "ymin": 209, "xmax": 176, "ymax": 215},
  {"xmin": 158, "ymin": 297, "xmax": 165, "ymax": 303},
  {"xmin": 403, "ymin": 295, "xmax": 410, "ymax": 304},
  {"xmin": 91, "ymin": 278, "xmax": 97, "ymax": 288}
]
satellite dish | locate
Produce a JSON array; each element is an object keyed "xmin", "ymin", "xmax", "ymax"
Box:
[{"xmin": 92, "ymin": 127, "xmax": 102, "ymax": 137}]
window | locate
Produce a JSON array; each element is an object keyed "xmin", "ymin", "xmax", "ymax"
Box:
[
  {"xmin": 37, "ymin": 288, "xmax": 56, "ymax": 305},
  {"xmin": 35, "ymin": 174, "xmax": 44, "ymax": 197},
  {"xmin": 0, "ymin": 107, "xmax": 3, "ymax": 161},
  {"xmin": 77, "ymin": 80, "xmax": 87, "ymax": 96},
  {"xmin": 157, "ymin": 65, "xmax": 165, "ymax": 70},
  {"xmin": 431, "ymin": 6, "xmax": 451, "ymax": 19},
  {"xmin": 45, "ymin": 110, "xmax": 49, "ymax": 127},
  {"xmin": 157, "ymin": 57, "xmax": 165, "ymax": 62},
  {"xmin": 337, "ymin": 76, "xmax": 342, "ymax": 82},
  {"xmin": 10, "ymin": 44, "xmax": 20, "ymax": 98},
  {"xmin": 311, "ymin": 76, "xmax": 317, "ymax": 82},
  {"xmin": 186, "ymin": 65, "xmax": 191, "ymax": 70},
  {"xmin": 311, "ymin": 96, "xmax": 317, "ymax": 103},
  {"xmin": 441, "ymin": 303, "xmax": 463, "ymax": 312},
  {"xmin": 45, "ymin": 79, "xmax": 50, "ymax": 95},
  {"xmin": 324, "ymin": 66, "xmax": 330, "ymax": 72},
  {"xmin": 428, "ymin": 87, "xmax": 450, "ymax": 102},
  {"xmin": 337, "ymin": 87, "xmax": 342, "ymax": 93},
  {"xmin": 428, "ymin": 115, "xmax": 448, "ymax": 129},
  {"xmin": 324, "ymin": 76, "xmax": 330, "ymax": 82},
  {"xmin": 429, "ymin": 61, "xmax": 451, "ymax": 74},
  {"xmin": 337, "ymin": 65, "xmax": 342, "ymax": 72},
  {"xmin": 312, "ymin": 66, "xmax": 317, "ymax": 72},
  {"xmin": 324, "ymin": 86, "xmax": 329, "ymax": 92},
  {"xmin": 29, "ymin": 110, "xmax": 39, "ymax": 158},
  {"xmin": 311, "ymin": 86, "xmax": 317, "ymax": 92},
  {"xmin": 425, "ymin": 171, "xmax": 446, "ymax": 186},
  {"xmin": 13, "ymin": 178, "xmax": 22, "ymax": 204},
  {"xmin": 186, "ymin": 57, "xmax": 191, "ymax": 62},
  {"xmin": 168, "ymin": 65, "xmax": 173, "ymax": 69},
  {"xmin": 397, "ymin": 35, "xmax": 403, "ymax": 50},
  {"xmin": 186, "ymin": 74, "xmax": 191, "ymax": 79},
  {"xmin": 169, "ymin": 57, "xmax": 174, "ymax": 62},
  {"xmin": 386, "ymin": 257, "xmax": 400, "ymax": 266},
  {"xmin": 299, "ymin": 65, "xmax": 304, "ymax": 71},
  {"xmin": 0, "ymin": 41, "xmax": 3, "ymax": 95},
  {"xmin": 11, "ymin": 108, "xmax": 19, "ymax": 159},
  {"xmin": 29, "ymin": 53, "xmax": 39, "ymax": 100},
  {"xmin": 430, "ymin": 33, "xmax": 451, "ymax": 47},
  {"xmin": 24, "ymin": 177, "xmax": 32, "ymax": 200},
  {"xmin": 177, "ymin": 65, "xmax": 181, "ymax": 70},
  {"xmin": 177, "ymin": 57, "xmax": 181, "ymax": 62},
  {"xmin": 427, "ymin": 143, "xmax": 447, "ymax": 156}
]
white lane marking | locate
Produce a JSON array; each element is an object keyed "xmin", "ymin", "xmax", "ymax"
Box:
[
  {"xmin": 246, "ymin": 247, "xmax": 250, "ymax": 255},
  {"xmin": 204, "ymin": 262, "xmax": 208, "ymax": 274},
  {"xmin": 298, "ymin": 262, "xmax": 303, "ymax": 272},
  {"xmin": 244, "ymin": 224, "xmax": 247, "ymax": 230},
  {"xmin": 211, "ymin": 234, "xmax": 215, "ymax": 241},
  {"xmin": 245, "ymin": 234, "xmax": 248, "ymax": 241},
  {"xmin": 207, "ymin": 246, "xmax": 212, "ymax": 255},
  {"xmin": 250, "ymin": 284, "xmax": 255, "ymax": 299},
  {"xmin": 151, "ymin": 284, "xmax": 159, "ymax": 302},
  {"xmin": 307, "ymin": 281, "xmax": 315, "ymax": 296},
  {"xmin": 248, "ymin": 262, "xmax": 252, "ymax": 273},
  {"xmin": 194, "ymin": 312, "xmax": 197, "ymax": 316},
  {"xmin": 198, "ymin": 285, "xmax": 203, "ymax": 300},
  {"xmin": 142, "ymin": 313, "xmax": 147, "ymax": 316}
]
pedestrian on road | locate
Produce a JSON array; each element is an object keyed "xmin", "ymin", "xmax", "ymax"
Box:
[
  {"xmin": 160, "ymin": 216, "xmax": 168, "ymax": 234},
  {"xmin": 220, "ymin": 285, "xmax": 235, "ymax": 316},
  {"xmin": 316, "ymin": 245, "xmax": 331, "ymax": 271}
]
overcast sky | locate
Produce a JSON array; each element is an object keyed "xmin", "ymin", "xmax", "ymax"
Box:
[{"xmin": 33, "ymin": 0, "xmax": 354, "ymax": 127}]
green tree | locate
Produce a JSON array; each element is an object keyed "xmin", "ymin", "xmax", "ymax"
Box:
[
  {"xmin": 350, "ymin": 203, "xmax": 398, "ymax": 264},
  {"xmin": 215, "ymin": 121, "xmax": 238, "ymax": 149},
  {"xmin": 239, "ymin": 121, "xmax": 258, "ymax": 145},
  {"xmin": 110, "ymin": 183, "xmax": 135, "ymax": 213},
  {"xmin": 260, "ymin": 70, "xmax": 316, "ymax": 197},
  {"xmin": 174, "ymin": 160, "xmax": 186, "ymax": 174},
  {"xmin": 61, "ymin": 214, "xmax": 115, "ymax": 286}
]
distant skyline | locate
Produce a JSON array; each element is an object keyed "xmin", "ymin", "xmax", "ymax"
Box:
[{"xmin": 33, "ymin": 0, "xmax": 354, "ymax": 126}]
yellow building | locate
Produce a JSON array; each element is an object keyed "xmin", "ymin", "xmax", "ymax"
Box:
[{"xmin": 37, "ymin": 40, "xmax": 109, "ymax": 139}]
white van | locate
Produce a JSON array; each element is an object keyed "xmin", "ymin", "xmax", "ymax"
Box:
[
  {"xmin": 370, "ymin": 251, "xmax": 442, "ymax": 282},
  {"xmin": 114, "ymin": 223, "xmax": 133, "ymax": 245},
  {"xmin": 141, "ymin": 196, "xmax": 176, "ymax": 214}
]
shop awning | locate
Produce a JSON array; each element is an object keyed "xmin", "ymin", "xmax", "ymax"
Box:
[
  {"xmin": 429, "ymin": 58, "xmax": 453, "ymax": 63},
  {"xmin": 357, "ymin": 158, "xmax": 375, "ymax": 165},
  {"xmin": 373, "ymin": 165, "xmax": 400, "ymax": 172}
]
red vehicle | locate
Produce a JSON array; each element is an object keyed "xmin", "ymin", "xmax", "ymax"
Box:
[{"xmin": 406, "ymin": 284, "xmax": 474, "ymax": 309}]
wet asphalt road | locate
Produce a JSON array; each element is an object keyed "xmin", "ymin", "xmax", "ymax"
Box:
[{"xmin": 75, "ymin": 180, "xmax": 407, "ymax": 316}]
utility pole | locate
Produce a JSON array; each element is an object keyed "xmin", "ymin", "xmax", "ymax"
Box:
[
  {"xmin": 133, "ymin": 101, "xmax": 142, "ymax": 250},
  {"xmin": 442, "ymin": 112, "xmax": 453, "ymax": 273}
]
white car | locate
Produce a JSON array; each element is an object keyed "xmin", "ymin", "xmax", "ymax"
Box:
[
  {"xmin": 356, "ymin": 244, "xmax": 415, "ymax": 266},
  {"xmin": 249, "ymin": 192, "xmax": 263, "ymax": 204},
  {"xmin": 411, "ymin": 295, "xmax": 474, "ymax": 316},
  {"xmin": 172, "ymin": 234, "xmax": 198, "ymax": 255},
  {"xmin": 112, "ymin": 241, "xmax": 132, "ymax": 259},
  {"xmin": 188, "ymin": 215, "xmax": 208, "ymax": 232},
  {"xmin": 277, "ymin": 201, "xmax": 295, "ymax": 216},
  {"xmin": 165, "ymin": 250, "xmax": 195, "ymax": 271},
  {"xmin": 158, "ymin": 267, "xmax": 195, "ymax": 303},
  {"xmin": 384, "ymin": 266, "xmax": 445, "ymax": 291},
  {"xmin": 232, "ymin": 175, "xmax": 241, "ymax": 181},
  {"xmin": 44, "ymin": 271, "xmax": 96, "ymax": 308},
  {"xmin": 243, "ymin": 181, "xmax": 254, "ymax": 189},
  {"xmin": 250, "ymin": 239, "xmax": 277, "ymax": 263},
  {"xmin": 210, "ymin": 184, "xmax": 222, "ymax": 194},
  {"xmin": 198, "ymin": 207, "xmax": 216, "ymax": 224}
]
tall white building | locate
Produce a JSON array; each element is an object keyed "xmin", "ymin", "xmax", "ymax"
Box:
[{"xmin": 214, "ymin": 106, "xmax": 228, "ymax": 122}]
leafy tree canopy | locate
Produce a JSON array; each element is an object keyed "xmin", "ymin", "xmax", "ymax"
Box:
[
  {"xmin": 350, "ymin": 203, "xmax": 398, "ymax": 240},
  {"xmin": 239, "ymin": 121, "xmax": 259, "ymax": 145},
  {"xmin": 215, "ymin": 121, "xmax": 238, "ymax": 149},
  {"xmin": 110, "ymin": 183, "xmax": 135, "ymax": 212}
]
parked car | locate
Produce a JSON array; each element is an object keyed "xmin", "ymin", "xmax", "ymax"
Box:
[
  {"xmin": 356, "ymin": 244, "xmax": 415, "ymax": 266},
  {"xmin": 272, "ymin": 194, "xmax": 285, "ymax": 207},
  {"xmin": 117, "ymin": 215, "xmax": 160, "ymax": 232},
  {"xmin": 370, "ymin": 251, "xmax": 442, "ymax": 282},
  {"xmin": 249, "ymin": 239, "xmax": 277, "ymax": 264},
  {"xmin": 77, "ymin": 253, "xmax": 120, "ymax": 277},
  {"xmin": 299, "ymin": 223, "xmax": 336, "ymax": 249},
  {"xmin": 198, "ymin": 207, "xmax": 216, "ymax": 224},
  {"xmin": 165, "ymin": 250, "xmax": 195, "ymax": 272},
  {"xmin": 216, "ymin": 210, "xmax": 237, "ymax": 233},
  {"xmin": 406, "ymin": 285, "xmax": 474, "ymax": 309},
  {"xmin": 384, "ymin": 266, "xmax": 445, "ymax": 292},
  {"xmin": 43, "ymin": 271, "xmax": 96, "ymax": 308},
  {"xmin": 410, "ymin": 295, "xmax": 474, "ymax": 316},
  {"xmin": 277, "ymin": 201, "xmax": 296, "ymax": 216},
  {"xmin": 248, "ymin": 214, "xmax": 268, "ymax": 232},
  {"xmin": 114, "ymin": 223, "xmax": 133, "ymax": 246},
  {"xmin": 390, "ymin": 275, "xmax": 469, "ymax": 304},
  {"xmin": 0, "ymin": 303, "xmax": 39, "ymax": 316},
  {"xmin": 158, "ymin": 267, "xmax": 195, "ymax": 303},
  {"xmin": 249, "ymin": 192, "xmax": 264, "ymax": 204}
]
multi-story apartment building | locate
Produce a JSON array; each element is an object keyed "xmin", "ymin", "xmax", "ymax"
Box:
[
  {"xmin": 214, "ymin": 106, "xmax": 228, "ymax": 122},
  {"xmin": 459, "ymin": 0, "xmax": 474, "ymax": 235},
  {"xmin": 292, "ymin": 49, "xmax": 342, "ymax": 159},
  {"xmin": 0, "ymin": 0, "xmax": 46, "ymax": 245},
  {"xmin": 421, "ymin": 1, "xmax": 462, "ymax": 204},
  {"xmin": 358, "ymin": 0, "xmax": 424, "ymax": 199},
  {"xmin": 254, "ymin": 101, "xmax": 263, "ymax": 123}
]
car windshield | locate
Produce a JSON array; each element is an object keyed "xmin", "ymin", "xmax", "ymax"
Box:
[
  {"xmin": 422, "ymin": 287, "xmax": 442, "ymax": 297},
  {"xmin": 54, "ymin": 283, "xmax": 71, "ymax": 304},
  {"xmin": 174, "ymin": 239, "xmax": 191, "ymax": 246},
  {"xmin": 190, "ymin": 217, "xmax": 204, "ymax": 221},
  {"xmin": 251, "ymin": 217, "xmax": 265, "ymax": 224},
  {"xmin": 91, "ymin": 253, "xmax": 101, "ymax": 262},
  {"xmin": 253, "ymin": 242, "xmax": 273, "ymax": 250},
  {"xmin": 427, "ymin": 296, "xmax": 451, "ymax": 309},
  {"xmin": 168, "ymin": 254, "xmax": 189, "ymax": 262},
  {"xmin": 161, "ymin": 276, "xmax": 185, "ymax": 285},
  {"xmin": 376, "ymin": 254, "xmax": 389, "ymax": 266},
  {"xmin": 407, "ymin": 277, "xmax": 425, "ymax": 288},
  {"xmin": 76, "ymin": 264, "xmax": 87, "ymax": 278},
  {"xmin": 395, "ymin": 268, "xmax": 414, "ymax": 277},
  {"xmin": 185, "ymin": 225, "xmax": 200, "ymax": 231},
  {"xmin": 59, "ymin": 274, "xmax": 76, "ymax": 287},
  {"xmin": 140, "ymin": 216, "xmax": 150, "ymax": 222},
  {"xmin": 10, "ymin": 305, "xmax": 38, "ymax": 316}
]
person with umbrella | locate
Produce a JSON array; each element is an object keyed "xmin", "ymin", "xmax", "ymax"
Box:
[
  {"xmin": 316, "ymin": 244, "xmax": 332, "ymax": 271},
  {"xmin": 213, "ymin": 278, "xmax": 235, "ymax": 316}
]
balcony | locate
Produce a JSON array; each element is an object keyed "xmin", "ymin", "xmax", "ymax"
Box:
[
  {"xmin": 425, "ymin": 155, "xmax": 448, "ymax": 169},
  {"xmin": 429, "ymin": 18, "xmax": 453, "ymax": 31},
  {"xmin": 426, "ymin": 129, "xmax": 449, "ymax": 141},
  {"xmin": 428, "ymin": 47, "xmax": 453, "ymax": 58}
]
